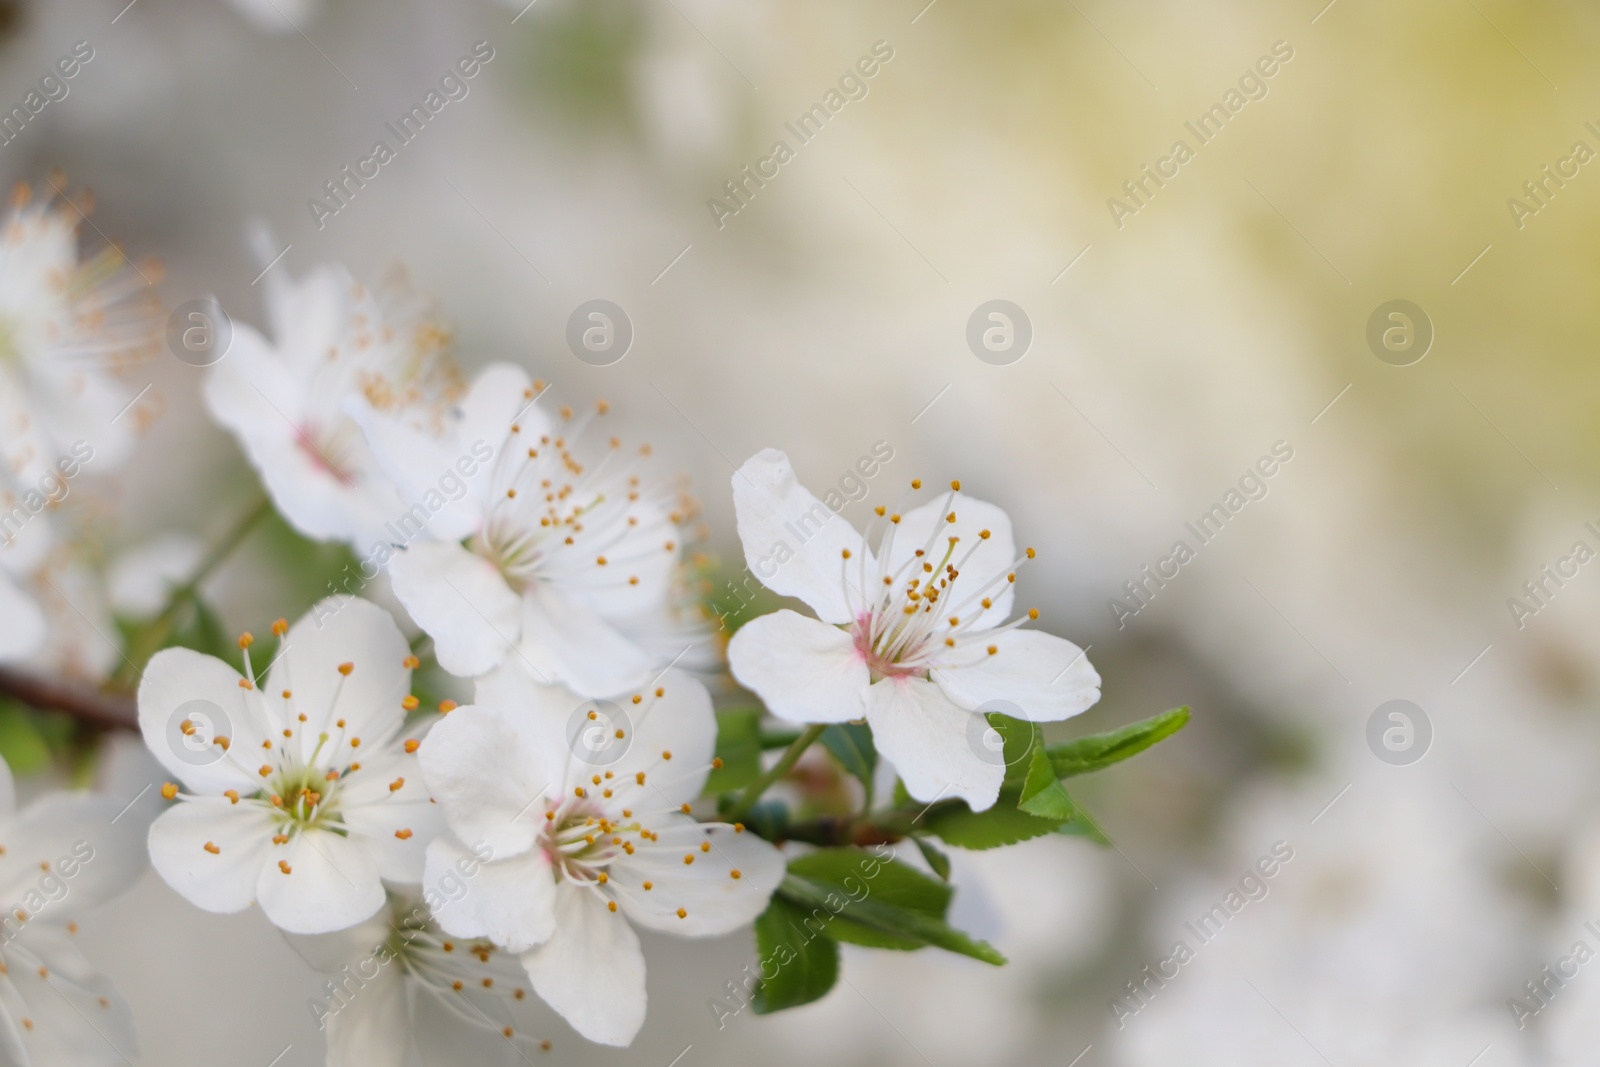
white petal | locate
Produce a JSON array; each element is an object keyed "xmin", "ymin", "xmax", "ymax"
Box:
[
  {"xmin": 727, "ymin": 610, "xmax": 868, "ymax": 725},
  {"xmin": 136, "ymin": 648, "xmax": 269, "ymax": 795},
  {"xmin": 732, "ymin": 449, "xmax": 871, "ymax": 624},
  {"xmin": 337, "ymin": 749, "xmax": 443, "ymax": 882},
  {"xmin": 0, "ymin": 793, "xmax": 147, "ymax": 912},
  {"xmin": 539, "ymin": 497, "xmax": 678, "ymax": 620},
  {"xmin": 866, "ymin": 677, "xmax": 1003, "ymax": 812},
  {"xmin": 388, "ymin": 541, "xmax": 520, "ymax": 678},
  {"xmin": 354, "ymin": 361, "xmax": 533, "ymax": 535},
  {"xmin": 147, "ymin": 798, "xmax": 276, "ymax": 915},
  {"xmin": 934, "ymin": 628, "xmax": 1101, "ymax": 722},
  {"xmin": 348, "ymin": 406, "xmax": 483, "ymax": 546},
  {"xmin": 521, "ymin": 885, "xmax": 647, "ymax": 1047},
  {"xmin": 408, "ymin": 965, "xmax": 538, "ymax": 1066},
  {"xmin": 887, "ymin": 492, "xmax": 1016, "ymax": 631},
  {"xmin": 1, "ymin": 922, "xmax": 139, "ymax": 1065},
  {"xmin": 0, "ymin": 569, "xmax": 45, "ymax": 664},
  {"xmin": 204, "ymin": 327, "xmax": 360, "ymax": 543},
  {"xmin": 516, "ymin": 586, "xmax": 654, "ymax": 696},
  {"xmin": 424, "ymin": 835, "xmax": 557, "ymax": 952},
  {"xmin": 602, "ymin": 669, "xmax": 717, "ymax": 806},
  {"xmin": 256, "ymin": 827, "xmax": 384, "ymax": 934},
  {"xmin": 265, "ymin": 597, "xmax": 412, "ymax": 765},
  {"xmin": 416, "ymin": 702, "xmax": 557, "ymax": 858},
  {"xmin": 612, "ymin": 817, "xmax": 784, "ymax": 936},
  {"xmin": 324, "ymin": 961, "xmax": 409, "ymax": 1067}
]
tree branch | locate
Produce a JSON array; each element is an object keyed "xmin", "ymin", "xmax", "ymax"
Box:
[{"xmin": 0, "ymin": 666, "xmax": 136, "ymax": 731}]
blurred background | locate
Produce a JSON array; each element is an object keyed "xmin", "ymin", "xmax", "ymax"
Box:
[{"xmin": 4, "ymin": 0, "xmax": 1599, "ymax": 1063}]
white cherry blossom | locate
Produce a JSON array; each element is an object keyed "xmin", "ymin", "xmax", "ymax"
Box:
[
  {"xmin": 0, "ymin": 755, "xmax": 148, "ymax": 1066},
  {"xmin": 202, "ymin": 262, "xmax": 465, "ymax": 551},
  {"xmin": 0, "ymin": 181, "xmax": 160, "ymax": 485},
  {"xmin": 291, "ymin": 892, "xmax": 551, "ymax": 1067},
  {"xmin": 726, "ymin": 449, "xmax": 1101, "ymax": 812},
  {"xmin": 417, "ymin": 664, "xmax": 785, "ymax": 1046},
  {"xmin": 357, "ymin": 363, "xmax": 689, "ymax": 694},
  {"xmin": 138, "ymin": 597, "xmax": 442, "ymax": 934}
]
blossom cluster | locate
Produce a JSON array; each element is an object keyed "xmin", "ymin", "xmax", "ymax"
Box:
[{"xmin": 0, "ymin": 181, "xmax": 1182, "ymax": 1065}]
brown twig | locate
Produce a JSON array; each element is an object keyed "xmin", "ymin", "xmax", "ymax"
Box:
[{"xmin": 0, "ymin": 666, "xmax": 136, "ymax": 731}]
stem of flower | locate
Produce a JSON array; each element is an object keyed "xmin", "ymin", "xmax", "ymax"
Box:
[
  {"xmin": 729, "ymin": 723, "xmax": 826, "ymax": 821},
  {"xmin": 0, "ymin": 665, "xmax": 136, "ymax": 730},
  {"xmin": 113, "ymin": 492, "xmax": 274, "ymax": 689}
]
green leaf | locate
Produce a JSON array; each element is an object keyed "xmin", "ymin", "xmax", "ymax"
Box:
[
  {"xmin": 913, "ymin": 837, "xmax": 952, "ymax": 881},
  {"xmin": 751, "ymin": 895, "xmax": 840, "ymax": 1013},
  {"xmin": 704, "ymin": 707, "xmax": 763, "ymax": 795},
  {"xmin": 0, "ymin": 704, "xmax": 52, "ymax": 775},
  {"xmin": 1047, "ymin": 706, "xmax": 1190, "ymax": 778},
  {"xmin": 786, "ymin": 847, "xmax": 949, "ymax": 950},
  {"xmin": 778, "ymin": 848, "xmax": 1005, "ymax": 965},
  {"xmin": 1056, "ymin": 797, "xmax": 1112, "ymax": 845},
  {"xmin": 1017, "ymin": 743, "xmax": 1077, "ymax": 821},
  {"xmin": 990, "ymin": 713, "xmax": 1039, "ymax": 789},
  {"xmin": 821, "ymin": 722, "xmax": 876, "ymax": 795},
  {"xmin": 922, "ymin": 791, "xmax": 1063, "ymax": 850}
]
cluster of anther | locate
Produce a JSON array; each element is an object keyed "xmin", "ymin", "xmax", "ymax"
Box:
[
  {"xmin": 475, "ymin": 392, "xmax": 681, "ymax": 594},
  {"xmin": 846, "ymin": 480, "xmax": 1039, "ymax": 680},
  {"xmin": 164, "ymin": 626, "xmax": 428, "ymax": 875}
]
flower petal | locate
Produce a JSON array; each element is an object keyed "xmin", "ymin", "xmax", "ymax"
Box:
[
  {"xmin": 865, "ymin": 677, "xmax": 1004, "ymax": 812},
  {"xmin": 424, "ymin": 835, "xmax": 557, "ymax": 953},
  {"xmin": 887, "ymin": 492, "xmax": 1016, "ymax": 631},
  {"xmin": 516, "ymin": 586, "xmax": 655, "ymax": 696},
  {"xmin": 388, "ymin": 541, "xmax": 521, "ymax": 679},
  {"xmin": 417, "ymin": 701, "xmax": 558, "ymax": 858},
  {"xmin": 337, "ymin": 748, "xmax": 444, "ymax": 882},
  {"xmin": 256, "ymin": 827, "xmax": 385, "ymax": 934},
  {"xmin": 600, "ymin": 669, "xmax": 717, "ymax": 806},
  {"xmin": 136, "ymin": 647, "xmax": 269, "ymax": 795},
  {"xmin": 612, "ymin": 817, "xmax": 784, "ymax": 936},
  {"xmin": 521, "ymin": 885, "xmax": 647, "ymax": 1047},
  {"xmin": 204, "ymin": 326, "xmax": 363, "ymax": 543},
  {"xmin": 265, "ymin": 596, "xmax": 413, "ymax": 765},
  {"xmin": 1, "ymin": 922, "xmax": 139, "ymax": 1066},
  {"xmin": 147, "ymin": 797, "xmax": 276, "ymax": 915},
  {"xmin": 324, "ymin": 958, "xmax": 409, "ymax": 1067},
  {"xmin": 0, "ymin": 793, "xmax": 147, "ymax": 912},
  {"xmin": 933, "ymin": 629, "xmax": 1101, "ymax": 722},
  {"xmin": 732, "ymin": 449, "xmax": 871, "ymax": 624},
  {"xmin": 727, "ymin": 609, "xmax": 868, "ymax": 724}
]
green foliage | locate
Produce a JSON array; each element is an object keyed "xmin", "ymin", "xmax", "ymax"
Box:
[
  {"xmin": 0, "ymin": 702, "xmax": 52, "ymax": 774},
  {"xmin": 821, "ymin": 722, "xmax": 876, "ymax": 802},
  {"xmin": 913, "ymin": 836, "xmax": 953, "ymax": 881},
  {"xmin": 751, "ymin": 895, "xmax": 840, "ymax": 1013},
  {"xmin": 705, "ymin": 707, "xmax": 764, "ymax": 795},
  {"xmin": 1047, "ymin": 706, "xmax": 1191, "ymax": 778},
  {"xmin": 778, "ymin": 847, "xmax": 1005, "ymax": 964},
  {"xmin": 920, "ymin": 707, "xmax": 1188, "ymax": 850}
]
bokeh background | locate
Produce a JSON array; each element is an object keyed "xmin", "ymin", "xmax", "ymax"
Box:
[{"xmin": 5, "ymin": 0, "xmax": 1600, "ymax": 1063}]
